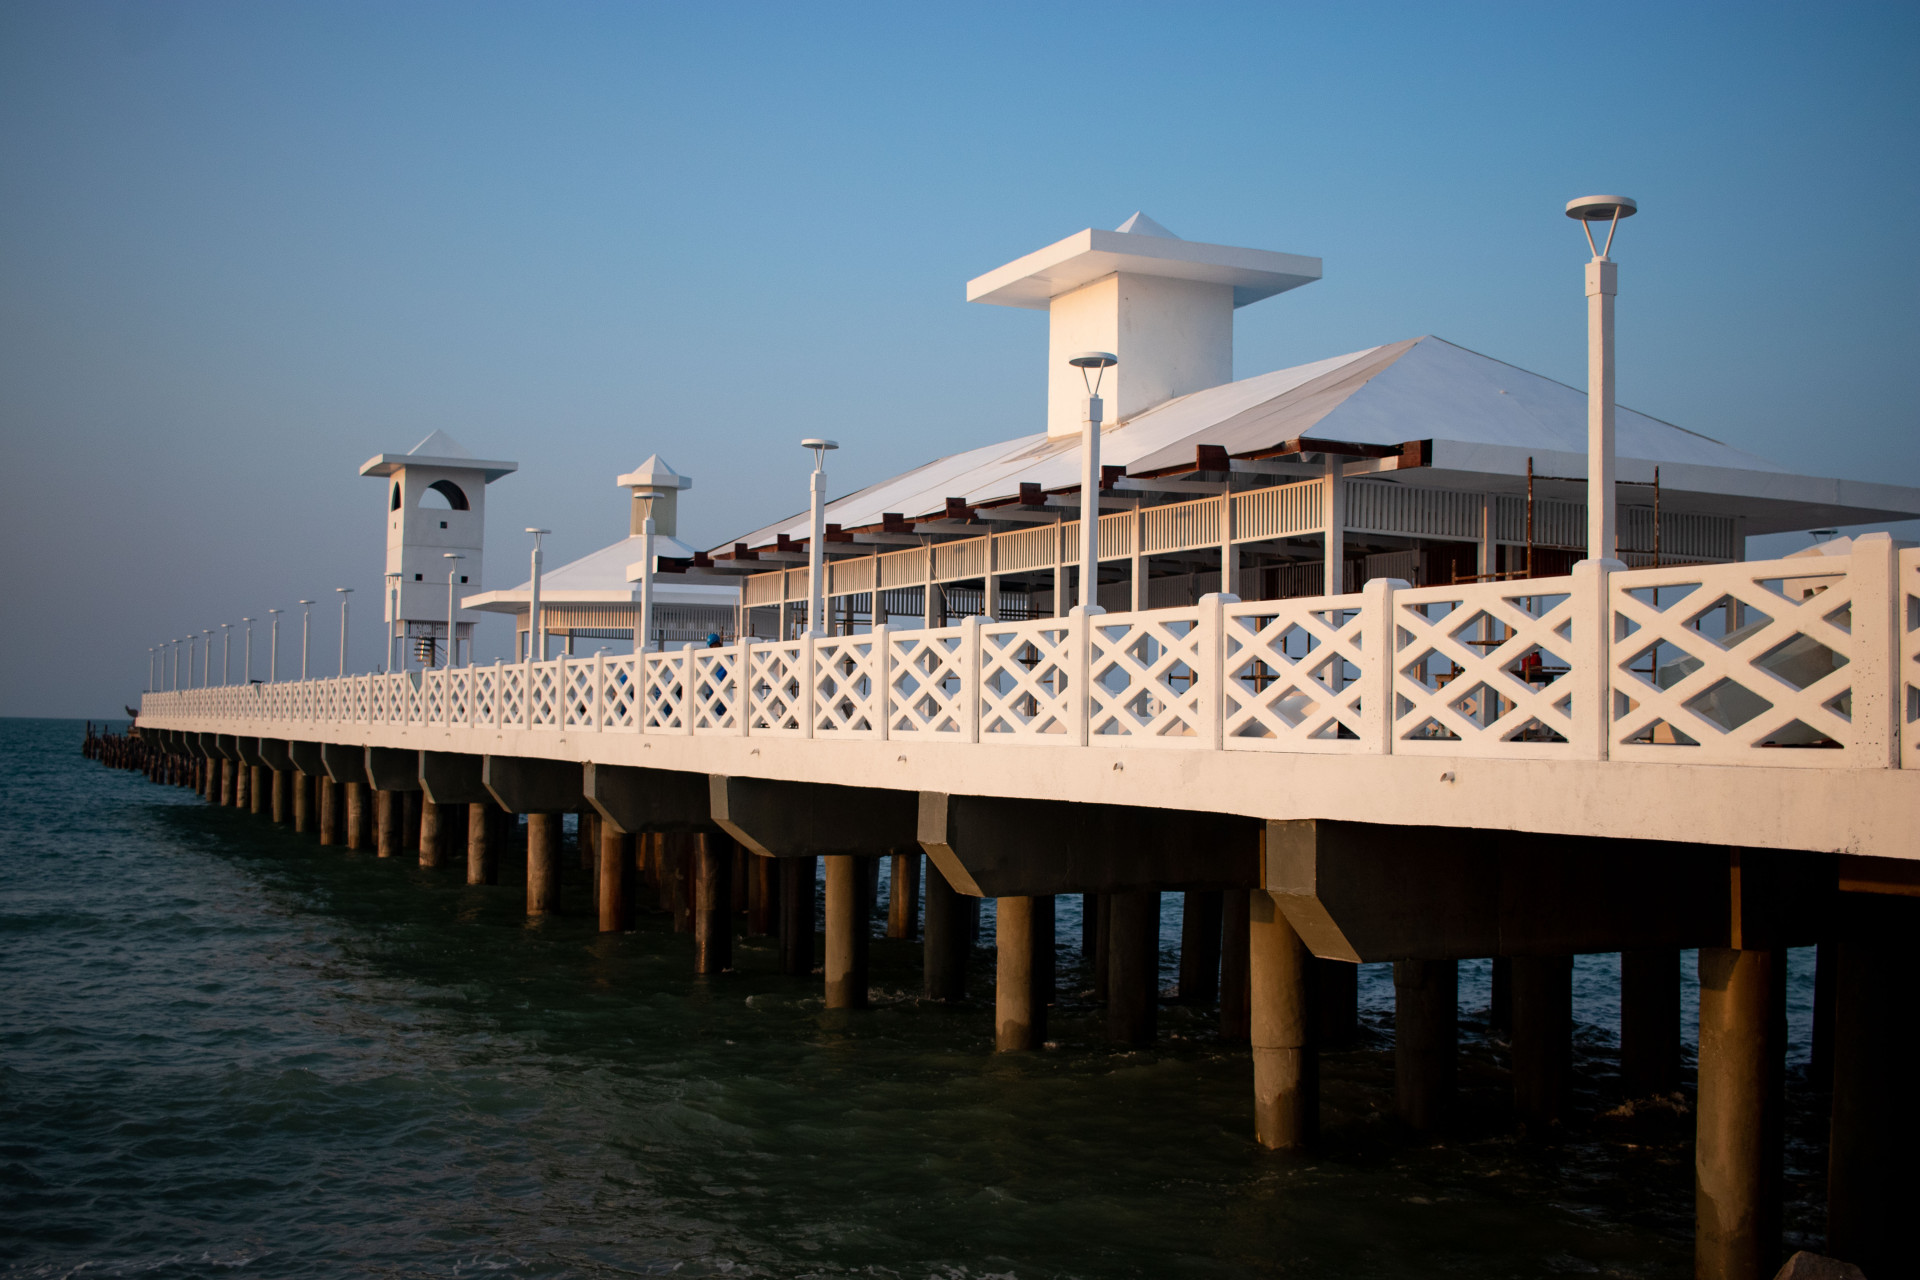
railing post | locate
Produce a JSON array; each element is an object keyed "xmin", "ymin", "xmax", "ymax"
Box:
[
  {"xmin": 1070, "ymin": 604, "xmax": 1105, "ymax": 747},
  {"xmin": 1360, "ymin": 576, "xmax": 1404, "ymax": 754},
  {"xmin": 1199, "ymin": 592, "xmax": 1238, "ymax": 750},
  {"xmin": 556, "ymin": 652, "xmax": 569, "ymax": 729},
  {"xmin": 493, "ymin": 659, "xmax": 503, "ymax": 729},
  {"xmin": 736, "ymin": 635, "xmax": 752, "ymax": 736},
  {"xmin": 522, "ymin": 656, "xmax": 534, "ymax": 730},
  {"xmin": 803, "ymin": 632, "xmax": 818, "ymax": 739},
  {"xmin": 1846, "ymin": 533, "xmax": 1900, "ymax": 768},
  {"xmin": 874, "ymin": 624, "xmax": 892, "ymax": 741},
  {"xmin": 593, "ymin": 651, "xmax": 606, "ymax": 732},
  {"xmin": 684, "ymin": 643, "xmax": 697, "ymax": 735},
  {"xmin": 960, "ymin": 615, "xmax": 982, "ymax": 743},
  {"xmin": 1570, "ymin": 558, "xmax": 1625, "ymax": 761}
]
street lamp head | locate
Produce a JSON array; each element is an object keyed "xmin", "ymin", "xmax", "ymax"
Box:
[
  {"xmin": 299, "ymin": 600, "xmax": 314, "ymax": 607},
  {"xmin": 1068, "ymin": 351, "xmax": 1118, "ymax": 396},
  {"xmin": 336, "ymin": 587, "xmax": 352, "ymax": 595},
  {"xmin": 1565, "ymin": 194, "xmax": 1638, "ymax": 258},
  {"xmin": 443, "ymin": 552, "xmax": 464, "ymax": 560},
  {"xmin": 801, "ymin": 438, "xmax": 838, "ymax": 469}
]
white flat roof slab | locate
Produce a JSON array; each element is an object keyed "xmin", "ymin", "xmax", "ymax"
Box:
[{"xmin": 966, "ymin": 227, "xmax": 1322, "ymax": 309}]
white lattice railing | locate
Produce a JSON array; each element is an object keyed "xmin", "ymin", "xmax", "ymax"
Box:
[{"xmin": 140, "ymin": 541, "xmax": 1915, "ymax": 770}]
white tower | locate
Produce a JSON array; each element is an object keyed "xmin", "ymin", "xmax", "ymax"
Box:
[
  {"xmin": 359, "ymin": 430, "xmax": 518, "ymax": 669},
  {"xmin": 967, "ymin": 212, "xmax": 1321, "ymax": 438},
  {"xmin": 617, "ymin": 454, "xmax": 692, "ymax": 537}
]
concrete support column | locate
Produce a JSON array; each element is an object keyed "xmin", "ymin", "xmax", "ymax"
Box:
[
  {"xmin": 1620, "ymin": 949, "xmax": 1681, "ymax": 1096},
  {"xmin": 402, "ymin": 790, "xmax": 422, "ymax": 853},
  {"xmin": 598, "ymin": 824, "xmax": 634, "ymax": 933},
  {"xmin": 923, "ymin": 860, "xmax": 970, "ymax": 1001},
  {"xmin": 1250, "ymin": 890, "xmax": 1315, "ymax": 1149},
  {"xmin": 270, "ymin": 770, "xmax": 289, "ymax": 824},
  {"xmin": 318, "ymin": 776, "xmax": 339, "ymax": 845},
  {"xmin": 1696, "ymin": 946, "xmax": 1783, "ymax": 1280},
  {"xmin": 220, "ymin": 759, "xmax": 234, "ymax": 806},
  {"xmin": 996, "ymin": 896, "xmax": 1045, "ymax": 1051},
  {"xmin": 1106, "ymin": 889, "xmax": 1160, "ymax": 1047},
  {"xmin": 1394, "ymin": 959, "xmax": 1458, "ymax": 1132},
  {"xmin": 1220, "ymin": 888, "xmax": 1251, "ymax": 1044},
  {"xmin": 1490, "ymin": 956, "xmax": 1513, "ymax": 1033},
  {"xmin": 232, "ymin": 761, "xmax": 246, "ymax": 809},
  {"xmin": 1179, "ymin": 890, "xmax": 1223, "ymax": 1005},
  {"xmin": 420, "ymin": 802, "xmax": 444, "ymax": 869},
  {"xmin": 778, "ymin": 856, "xmax": 815, "ymax": 976},
  {"xmin": 467, "ymin": 803, "xmax": 497, "ymax": 885},
  {"xmin": 747, "ymin": 854, "xmax": 778, "ymax": 936},
  {"xmin": 1511, "ymin": 955, "xmax": 1573, "ymax": 1130},
  {"xmin": 887, "ymin": 851, "xmax": 921, "ymax": 939},
  {"xmin": 292, "ymin": 771, "xmax": 312, "ymax": 833},
  {"xmin": 823, "ymin": 855, "xmax": 868, "ymax": 1008},
  {"xmin": 375, "ymin": 790, "xmax": 400, "ymax": 858},
  {"xmin": 526, "ymin": 813, "xmax": 561, "ymax": 916},
  {"xmin": 249, "ymin": 765, "xmax": 266, "ymax": 815},
  {"xmin": 345, "ymin": 782, "xmax": 369, "ymax": 850},
  {"xmin": 1035, "ymin": 894, "xmax": 1056, "ymax": 1009},
  {"xmin": 1092, "ymin": 893, "xmax": 1112, "ymax": 1002},
  {"xmin": 1827, "ymin": 896, "xmax": 1920, "ymax": 1275},
  {"xmin": 1809, "ymin": 939, "xmax": 1835, "ymax": 1092},
  {"xmin": 695, "ymin": 834, "xmax": 733, "ymax": 974}
]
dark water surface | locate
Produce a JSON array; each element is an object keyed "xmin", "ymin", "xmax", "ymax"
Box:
[{"xmin": 3, "ymin": 718, "xmax": 1828, "ymax": 1278}]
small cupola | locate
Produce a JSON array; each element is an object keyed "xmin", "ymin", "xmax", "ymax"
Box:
[{"xmin": 617, "ymin": 455, "xmax": 692, "ymax": 537}]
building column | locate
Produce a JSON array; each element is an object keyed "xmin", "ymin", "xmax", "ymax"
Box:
[
  {"xmin": 747, "ymin": 853, "xmax": 778, "ymax": 936},
  {"xmin": 1490, "ymin": 956, "xmax": 1512, "ymax": 1033},
  {"xmin": 526, "ymin": 813, "xmax": 561, "ymax": 916},
  {"xmin": 1826, "ymin": 895, "xmax": 1920, "ymax": 1275},
  {"xmin": 345, "ymin": 782, "xmax": 369, "ymax": 850},
  {"xmin": 996, "ymin": 895, "xmax": 1045, "ymax": 1051},
  {"xmin": 1250, "ymin": 890, "xmax": 1315, "ymax": 1148},
  {"xmin": 778, "ymin": 856, "xmax": 815, "ymax": 976},
  {"xmin": 598, "ymin": 823, "xmax": 634, "ymax": 933},
  {"xmin": 249, "ymin": 765, "xmax": 266, "ymax": 815},
  {"xmin": 375, "ymin": 790, "xmax": 399, "ymax": 858},
  {"xmin": 220, "ymin": 759, "xmax": 235, "ymax": 806},
  {"xmin": 1394, "ymin": 958, "xmax": 1458, "ymax": 1132},
  {"xmin": 887, "ymin": 851, "xmax": 921, "ymax": 939},
  {"xmin": 467, "ymin": 802, "xmax": 497, "ymax": 885},
  {"xmin": 695, "ymin": 833, "xmax": 733, "ymax": 974},
  {"xmin": 402, "ymin": 790, "xmax": 422, "ymax": 852},
  {"xmin": 318, "ymin": 776, "xmax": 339, "ymax": 846},
  {"xmin": 1315, "ymin": 958, "xmax": 1359, "ymax": 1047},
  {"xmin": 419, "ymin": 802, "xmax": 444, "ymax": 869},
  {"xmin": 1220, "ymin": 889, "xmax": 1251, "ymax": 1044},
  {"xmin": 1696, "ymin": 946, "xmax": 1783, "ymax": 1280},
  {"xmin": 1511, "ymin": 955, "xmax": 1572, "ymax": 1129},
  {"xmin": 823, "ymin": 855, "xmax": 868, "ymax": 1008},
  {"xmin": 923, "ymin": 860, "xmax": 970, "ymax": 1001},
  {"xmin": 231, "ymin": 760, "xmax": 246, "ymax": 808},
  {"xmin": 1180, "ymin": 890, "xmax": 1223, "ymax": 1005},
  {"xmin": 1620, "ymin": 949, "xmax": 1681, "ymax": 1096},
  {"xmin": 1092, "ymin": 893, "xmax": 1112, "ymax": 1002},
  {"xmin": 291, "ymin": 770, "xmax": 312, "ymax": 832},
  {"xmin": 270, "ymin": 769, "xmax": 289, "ymax": 824},
  {"xmin": 1106, "ymin": 889, "xmax": 1160, "ymax": 1047}
]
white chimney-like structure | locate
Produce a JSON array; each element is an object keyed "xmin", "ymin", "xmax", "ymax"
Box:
[
  {"xmin": 967, "ymin": 212, "xmax": 1322, "ymax": 438},
  {"xmin": 617, "ymin": 455, "xmax": 692, "ymax": 537}
]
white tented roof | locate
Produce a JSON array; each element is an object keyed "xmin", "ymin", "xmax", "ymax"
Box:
[
  {"xmin": 719, "ymin": 336, "xmax": 1920, "ymax": 544},
  {"xmin": 461, "ymin": 533, "xmax": 736, "ymax": 614},
  {"xmin": 360, "ymin": 429, "xmax": 519, "ymax": 483}
]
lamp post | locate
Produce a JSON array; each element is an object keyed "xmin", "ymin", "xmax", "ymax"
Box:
[
  {"xmin": 268, "ymin": 610, "xmax": 282, "ymax": 682},
  {"xmin": 201, "ymin": 630, "xmax": 213, "ymax": 687},
  {"xmin": 299, "ymin": 601, "xmax": 314, "ymax": 679},
  {"xmin": 335, "ymin": 588, "xmax": 352, "ymax": 676},
  {"xmin": 1566, "ymin": 194, "xmax": 1637, "ymax": 562},
  {"xmin": 443, "ymin": 553, "xmax": 464, "ymax": 668},
  {"xmin": 242, "ymin": 618, "xmax": 254, "ymax": 683},
  {"xmin": 171, "ymin": 640, "xmax": 180, "ymax": 691},
  {"xmin": 147, "ymin": 648, "xmax": 155, "ymax": 692},
  {"xmin": 1068, "ymin": 353, "xmax": 1117, "ymax": 611},
  {"xmin": 385, "ymin": 573, "xmax": 403, "ymax": 672},
  {"xmin": 636, "ymin": 510, "xmax": 655, "ymax": 655},
  {"xmin": 525, "ymin": 528, "xmax": 551, "ymax": 661},
  {"xmin": 221, "ymin": 623, "xmax": 232, "ymax": 685},
  {"xmin": 799, "ymin": 439, "xmax": 839, "ymax": 636}
]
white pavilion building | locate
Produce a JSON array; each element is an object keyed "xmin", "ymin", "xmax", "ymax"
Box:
[{"xmin": 697, "ymin": 213, "xmax": 1920, "ymax": 636}]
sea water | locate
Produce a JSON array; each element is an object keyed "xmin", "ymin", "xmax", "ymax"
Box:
[{"xmin": 1, "ymin": 718, "xmax": 1830, "ymax": 1278}]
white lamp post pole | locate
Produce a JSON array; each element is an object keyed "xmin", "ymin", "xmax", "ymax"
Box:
[
  {"xmin": 1566, "ymin": 195, "xmax": 1637, "ymax": 562},
  {"xmin": 171, "ymin": 641, "xmax": 179, "ymax": 691},
  {"xmin": 299, "ymin": 601, "xmax": 313, "ymax": 680},
  {"xmin": 201, "ymin": 630, "xmax": 212, "ymax": 687},
  {"xmin": 242, "ymin": 618, "xmax": 253, "ymax": 683},
  {"xmin": 636, "ymin": 516, "xmax": 655, "ymax": 654},
  {"xmin": 443, "ymin": 553, "xmax": 464, "ymax": 668},
  {"xmin": 268, "ymin": 610, "xmax": 281, "ymax": 682},
  {"xmin": 800, "ymin": 440, "xmax": 838, "ymax": 636},
  {"xmin": 336, "ymin": 588, "xmax": 352, "ymax": 676},
  {"xmin": 1068, "ymin": 353, "xmax": 1117, "ymax": 610},
  {"xmin": 221, "ymin": 623, "xmax": 232, "ymax": 685},
  {"xmin": 526, "ymin": 528, "xmax": 550, "ymax": 661}
]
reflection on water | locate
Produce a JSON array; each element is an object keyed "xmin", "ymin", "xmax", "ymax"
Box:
[{"xmin": 2, "ymin": 719, "xmax": 1827, "ymax": 1278}]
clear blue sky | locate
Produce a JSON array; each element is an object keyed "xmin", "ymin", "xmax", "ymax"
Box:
[{"xmin": 3, "ymin": 1, "xmax": 1915, "ymax": 716}]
